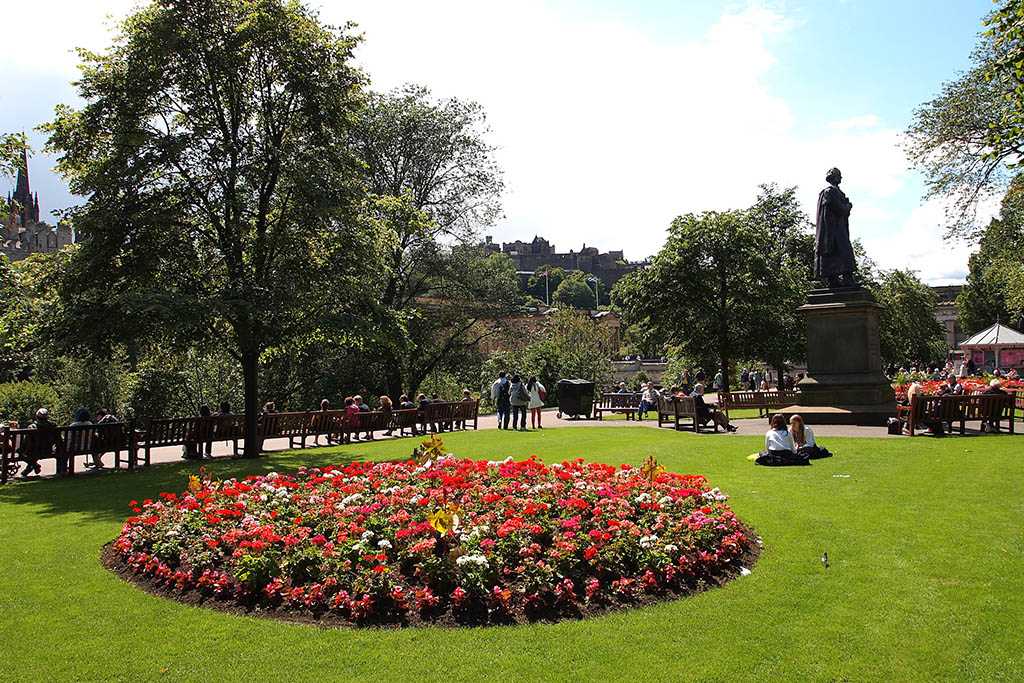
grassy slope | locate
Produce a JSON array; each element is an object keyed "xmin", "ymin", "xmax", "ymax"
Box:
[{"xmin": 0, "ymin": 427, "xmax": 1022, "ymax": 682}]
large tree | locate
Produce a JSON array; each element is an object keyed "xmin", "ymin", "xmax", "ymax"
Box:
[
  {"xmin": 350, "ymin": 85, "xmax": 514, "ymax": 398},
  {"xmin": 45, "ymin": 0, "xmax": 375, "ymax": 456},
  {"xmin": 613, "ymin": 205, "xmax": 808, "ymax": 392},
  {"xmin": 869, "ymin": 270, "xmax": 948, "ymax": 365},
  {"xmin": 904, "ymin": 3, "xmax": 1024, "ymax": 238},
  {"xmin": 957, "ymin": 175, "xmax": 1024, "ymax": 332}
]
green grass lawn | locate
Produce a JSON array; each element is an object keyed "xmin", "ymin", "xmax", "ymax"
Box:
[{"xmin": 1, "ymin": 427, "xmax": 1022, "ymax": 681}]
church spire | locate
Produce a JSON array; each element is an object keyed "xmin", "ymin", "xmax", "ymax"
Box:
[{"xmin": 13, "ymin": 148, "xmax": 30, "ymax": 208}]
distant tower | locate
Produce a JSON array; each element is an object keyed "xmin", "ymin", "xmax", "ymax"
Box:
[{"xmin": 12, "ymin": 148, "xmax": 32, "ymax": 227}]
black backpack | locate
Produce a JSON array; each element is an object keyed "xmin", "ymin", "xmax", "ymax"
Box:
[{"xmin": 498, "ymin": 380, "xmax": 511, "ymax": 402}]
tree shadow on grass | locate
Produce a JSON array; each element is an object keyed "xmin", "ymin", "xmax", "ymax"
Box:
[{"xmin": 0, "ymin": 446, "xmax": 386, "ymax": 523}]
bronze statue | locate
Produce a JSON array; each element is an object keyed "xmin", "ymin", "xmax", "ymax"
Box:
[{"xmin": 815, "ymin": 167, "xmax": 857, "ymax": 288}]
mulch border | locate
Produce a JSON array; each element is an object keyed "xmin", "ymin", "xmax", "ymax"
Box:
[{"xmin": 100, "ymin": 529, "xmax": 762, "ymax": 630}]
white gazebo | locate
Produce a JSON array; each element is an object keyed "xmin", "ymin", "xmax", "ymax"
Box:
[{"xmin": 960, "ymin": 323, "xmax": 1024, "ymax": 370}]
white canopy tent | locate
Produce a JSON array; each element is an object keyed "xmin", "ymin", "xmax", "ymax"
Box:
[{"xmin": 960, "ymin": 323, "xmax": 1024, "ymax": 370}]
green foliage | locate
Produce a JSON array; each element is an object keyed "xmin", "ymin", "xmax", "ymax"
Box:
[
  {"xmin": 525, "ymin": 266, "xmax": 566, "ymax": 304},
  {"xmin": 614, "ymin": 187, "xmax": 810, "ymax": 391},
  {"xmin": 350, "ymin": 86, "xmax": 512, "ymax": 398},
  {"xmin": 905, "ymin": 6, "xmax": 1024, "ymax": 237},
  {"xmin": 868, "ymin": 269, "xmax": 948, "ymax": 364},
  {"xmin": 44, "ymin": 0, "xmax": 375, "ymax": 455},
  {"xmin": 479, "ymin": 310, "xmax": 615, "ymax": 404},
  {"xmin": 121, "ymin": 345, "xmax": 244, "ymax": 421},
  {"xmin": 553, "ymin": 276, "xmax": 598, "ymax": 310},
  {"xmin": 632, "ymin": 370, "xmax": 651, "ymax": 388},
  {"xmin": 0, "ymin": 380, "xmax": 59, "ymax": 426},
  {"xmin": 956, "ymin": 176, "xmax": 1024, "ymax": 333},
  {"xmin": 52, "ymin": 354, "xmax": 125, "ymax": 424},
  {"xmin": 0, "ymin": 253, "xmax": 66, "ymax": 382}
]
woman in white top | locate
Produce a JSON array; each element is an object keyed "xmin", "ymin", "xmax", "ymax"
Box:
[
  {"xmin": 754, "ymin": 413, "xmax": 811, "ymax": 466},
  {"xmin": 527, "ymin": 376, "xmax": 546, "ymax": 429},
  {"xmin": 764, "ymin": 413, "xmax": 796, "ymax": 454},
  {"xmin": 789, "ymin": 414, "xmax": 831, "ymax": 459}
]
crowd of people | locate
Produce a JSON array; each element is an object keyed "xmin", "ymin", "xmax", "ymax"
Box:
[
  {"xmin": 489, "ymin": 371, "xmax": 546, "ymax": 431},
  {"xmin": 9, "ymin": 405, "xmax": 121, "ymax": 477}
]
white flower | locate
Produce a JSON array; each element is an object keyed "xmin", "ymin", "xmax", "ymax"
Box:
[
  {"xmin": 639, "ymin": 535, "xmax": 659, "ymax": 549},
  {"xmin": 663, "ymin": 544, "xmax": 678, "ymax": 553},
  {"xmin": 377, "ymin": 540, "xmax": 392, "ymax": 550},
  {"xmin": 634, "ymin": 492, "xmax": 652, "ymax": 504},
  {"xmin": 361, "ymin": 530, "xmax": 374, "ymax": 540},
  {"xmin": 455, "ymin": 553, "xmax": 489, "ymax": 568},
  {"xmin": 701, "ymin": 487, "xmax": 729, "ymax": 502},
  {"xmin": 658, "ymin": 496, "xmax": 673, "ymax": 506},
  {"xmin": 740, "ymin": 567, "xmax": 752, "ymax": 576}
]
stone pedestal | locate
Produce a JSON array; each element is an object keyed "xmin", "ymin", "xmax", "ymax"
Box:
[{"xmin": 780, "ymin": 288, "xmax": 896, "ymax": 425}]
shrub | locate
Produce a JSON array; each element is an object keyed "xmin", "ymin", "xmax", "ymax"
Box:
[{"xmin": 0, "ymin": 380, "xmax": 59, "ymax": 426}]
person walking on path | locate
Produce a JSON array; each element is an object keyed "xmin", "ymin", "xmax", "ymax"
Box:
[
  {"xmin": 527, "ymin": 376, "xmax": 546, "ymax": 429},
  {"xmin": 508, "ymin": 374, "xmax": 530, "ymax": 431},
  {"xmin": 490, "ymin": 371, "xmax": 511, "ymax": 429}
]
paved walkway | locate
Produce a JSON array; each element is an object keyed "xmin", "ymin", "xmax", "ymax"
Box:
[{"xmin": 11, "ymin": 408, "xmax": 916, "ymax": 481}]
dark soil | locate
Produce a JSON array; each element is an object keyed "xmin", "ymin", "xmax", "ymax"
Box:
[{"xmin": 101, "ymin": 534, "xmax": 761, "ymax": 630}]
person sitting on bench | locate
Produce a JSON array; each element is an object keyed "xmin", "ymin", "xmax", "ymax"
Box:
[{"xmin": 689, "ymin": 383, "xmax": 737, "ymax": 432}]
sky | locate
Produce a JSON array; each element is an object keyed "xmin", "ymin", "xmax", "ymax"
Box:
[{"xmin": 0, "ymin": 0, "xmax": 999, "ymax": 284}]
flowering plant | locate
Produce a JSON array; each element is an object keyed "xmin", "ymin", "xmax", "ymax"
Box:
[
  {"xmin": 111, "ymin": 447, "xmax": 753, "ymax": 625},
  {"xmin": 893, "ymin": 377, "xmax": 1023, "ymax": 400}
]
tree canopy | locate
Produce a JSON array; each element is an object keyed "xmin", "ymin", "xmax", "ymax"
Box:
[
  {"xmin": 869, "ymin": 270, "xmax": 948, "ymax": 365},
  {"xmin": 904, "ymin": 2, "xmax": 1024, "ymax": 238},
  {"xmin": 44, "ymin": 0, "xmax": 376, "ymax": 456},
  {"xmin": 349, "ymin": 85, "xmax": 514, "ymax": 398},
  {"xmin": 612, "ymin": 192, "xmax": 809, "ymax": 390}
]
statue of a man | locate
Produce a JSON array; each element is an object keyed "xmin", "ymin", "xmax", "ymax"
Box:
[{"xmin": 815, "ymin": 167, "xmax": 857, "ymax": 288}]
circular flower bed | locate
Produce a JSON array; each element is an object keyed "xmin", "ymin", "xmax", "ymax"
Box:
[{"xmin": 107, "ymin": 446, "xmax": 757, "ymax": 626}]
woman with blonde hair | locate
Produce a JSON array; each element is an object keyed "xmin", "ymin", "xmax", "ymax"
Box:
[{"xmin": 789, "ymin": 414, "xmax": 831, "ymax": 459}]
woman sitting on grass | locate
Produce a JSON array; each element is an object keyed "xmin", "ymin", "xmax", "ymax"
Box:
[
  {"xmin": 754, "ymin": 413, "xmax": 809, "ymax": 466},
  {"xmin": 789, "ymin": 414, "xmax": 832, "ymax": 459}
]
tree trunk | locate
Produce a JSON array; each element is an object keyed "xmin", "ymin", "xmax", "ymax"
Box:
[{"xmin": 241, "ymin": 349, "xmax": 261, "ymax": 458}]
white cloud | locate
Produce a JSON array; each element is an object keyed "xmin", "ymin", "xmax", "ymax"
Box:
[
  {"xmin": 2, "ymin": 0, "xmax": 995, "ymax": 284},
  {"xmin": 864, "ymin": 198, "xmax": 989, "ymax": 285}
]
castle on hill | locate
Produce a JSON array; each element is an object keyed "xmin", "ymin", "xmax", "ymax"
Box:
[
  {"xmin": 480, "ymin": 235, "xmax": 648, "ymax": 288},
  {"xmin": 3, "ymin": 150, "xmax": 73, "ymax": 262}
]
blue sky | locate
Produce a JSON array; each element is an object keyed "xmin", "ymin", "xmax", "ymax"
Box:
[{"xmin": 1, "ymin": 0, "xmax": 999, "ymax": 283}]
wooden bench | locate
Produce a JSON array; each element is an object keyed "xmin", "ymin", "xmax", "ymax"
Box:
[
  {"xmin": 138, "ymin": 416, "xmax": 212, "ymax": 466},
  {"xmin": 2, "ymin": 422, "xmax": 135, "ymax": 482},
  {"xmin": 656, "ymin": 395, "xmax": 711, "ymax": 432},
  {"xmin": 718, "ymin": 390, "xmax": 796, "ymax": 418},
  {"xmin": 422, "ymin": 400, "xmax": 479, "ymax": 433},
  {"xmin": 348, "ymin": 410, "xmax": 392, "ymax": 441},
  {"xmin": 594, "ymin": 393, "xmax": 641, "ymax": 420},
  {"xmin": 390, "ymin": 408, "xmax": 421, "ymax": 437},
  {"xmin": 898, "ymin": 394, "xmax": 1016, "ymax": 436},
  {"xmin": 257, "ymin": 411, "xmax": 314, "ymax": 449}
]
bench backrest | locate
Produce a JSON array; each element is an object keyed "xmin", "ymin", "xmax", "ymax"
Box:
[
  {"xmin": 719, "ymin": 390, "xmax": 796, "ymax": 408},
  {"xmin": 597, "ymin": 393, "xmax": 642, "ymax": 409},
  {"xmin": 910, "ymin": 393, "xmax": 1015, "ymax": 420},
  {"xmin": 350, "ymin": 410, "xmax": 391, "ymax": 431},
  {"xmin": 4, "ymin": 422, "xmax": 130, "ymax": 459},
  {"xmin": 307, "ymin": 410, "xmax": 347, "ymax": 435},
  {"xmin": 258, "ymin": 411, "xmax": 309, "ymax": 437},
  {"xmin": 423, "ymin": 401, "xmax": 460, "ymax": 424},
  {"xmin": 391, "ymin": 409, "xmax": 420, "ymax": 428},
  {"xmin": 145, "ymin": 417, "xmax": 210, "ymax": 447}
]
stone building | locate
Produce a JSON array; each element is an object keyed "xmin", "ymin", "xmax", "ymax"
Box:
[
  {"xmin": 3, "ymin": 151, "xmax": 73, "ymax": 262},
  {"xmin": 480, "ymin": 235, "xmax": 648, "ymax": 290},
  {"xmin": 931, "ymin": 284, "xmax": 963, "ymax": 350}
]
